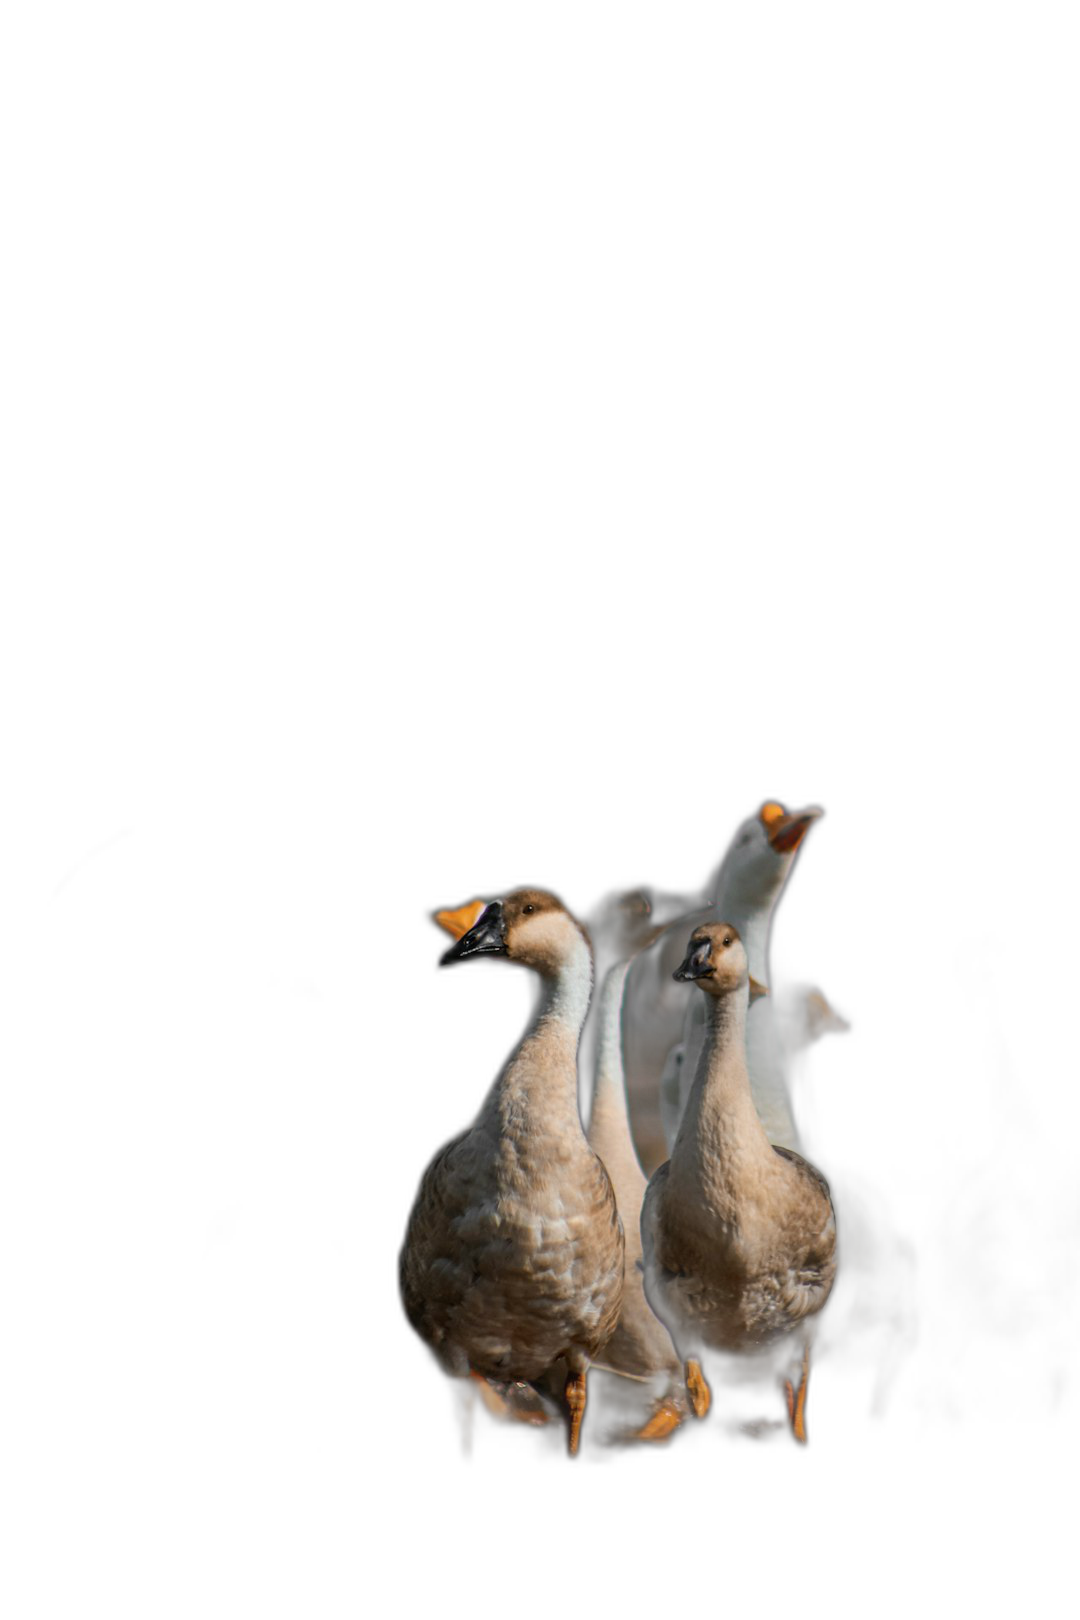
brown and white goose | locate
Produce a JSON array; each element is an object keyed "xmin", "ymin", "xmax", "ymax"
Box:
[
  {"xmin": 640, "ymin": 922, "xmax": 837, "ymax": 1441},
  {"xmin": 401, "ymin": 889, "xmax": 625, "ymax": 1456}
]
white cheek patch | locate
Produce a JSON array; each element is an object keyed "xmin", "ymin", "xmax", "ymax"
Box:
[
  {"xmin": 518, "ymin": 913, "xmax": 586, "ymax": 972},
  {"xmin": 520, "ymin": 911, "xmax": 573, "ymax": 958}
]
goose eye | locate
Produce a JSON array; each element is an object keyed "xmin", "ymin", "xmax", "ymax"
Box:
[
  {"xmin": 523, "ymin": 904, "xmax": 535, "ymax": 915},
  {"xmin": 722, "ymin": 935, "xmax": 732, "ymax": 946}
]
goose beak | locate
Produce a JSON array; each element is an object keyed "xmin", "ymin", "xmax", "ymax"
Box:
[
  {"xmin": 440, "ymin": 901, "xmax": 507, "ymax": 964},
  {"xmin": 673, "ymin": 939, "xmax": 713, "ymax": 982},
  {"xmin": 433, "ymin": 899, "xmax": 486, "ymax": 941},
  {"xmin": 637, "ymin": 887, "xmax": 712, "ymax": 926},
  {"xmin": 806, "ymin": 984, "xmax": 848, "ymax": 1036},
  {"xmin": 749, "ymin": 976, "xmax": 768, "ymax": 1003},
  {"xmin": 764, "ymin": 804, "xmax": 823, "ymax": 855}
]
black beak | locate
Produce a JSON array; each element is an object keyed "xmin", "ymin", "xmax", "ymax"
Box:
[
  {"xmin": 637, "ymin": 887, "xmax": 712, "ymax": 926},
  {"xmin": 673, "ymin": 938, "xmax": 713, "ymax": 981},
  {"xmin": 440, "ymin": 900, "xmax": 507, "ymax": 964}
]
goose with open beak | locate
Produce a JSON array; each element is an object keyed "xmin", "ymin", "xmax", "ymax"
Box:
[{"xmin": 402, "ymin": 890, "xmax": 624, "ymax": 1457}]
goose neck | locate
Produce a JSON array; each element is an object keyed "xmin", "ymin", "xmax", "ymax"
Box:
[
  {"xmin": 672, "ymin": 988, "xmax": 770, "ymax": 1179},
  {"xmin": 587, "ymin": 960, "xmax": 635, "ymax": 1148},
  {"xmin": 479, "ymin": 936, "xmax": 593, "ymax": 1133}
]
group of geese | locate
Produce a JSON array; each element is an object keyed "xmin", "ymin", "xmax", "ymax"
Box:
[{"xmin": 399, "ymin": 801, "xmax": 846, "ymax": 1454}]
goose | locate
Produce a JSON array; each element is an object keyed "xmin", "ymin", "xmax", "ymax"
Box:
[
  {"xmin": 401, "ymin": 889, "xmax": 625, "ymax": 1456},
  {"xmin": 585, "ymin": 961, "xmax": 687, "ymax": 1439},
  {"xmin": 641, "ymin": 922, "xmax": 837, "ymax": 1441},
  {"xmin": 663, "ymin": 797, "xmax": 822, "ymax": 1153}
]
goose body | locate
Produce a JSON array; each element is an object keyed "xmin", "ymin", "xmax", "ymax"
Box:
[
  {"xmin": 401, "ymin": 890, "xmax": 624, "ymax": 1448},
  {"xmin": 663, "ymin": 797, "xmax": 822, "ymax": 1153},
  {"xmin": 641, "ymin": 923, "xmax": 836, "ymax": 1428}
]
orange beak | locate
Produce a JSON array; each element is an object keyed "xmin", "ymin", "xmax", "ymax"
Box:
[
  {"xmin": 759, "ymin": 802, "xmax": 824, "ymax": 855},
  {"xmin": 432, "ymin": 899, "xmax": 487, "ymax": 941}
]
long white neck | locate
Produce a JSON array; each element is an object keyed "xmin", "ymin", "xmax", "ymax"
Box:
[
  {"xmin": 670, "ymin": 985, "xmax": 773, "ymax": 1197},
  {"xmin": 478, "ymin": 933, "xmax": 593, "ymax": 1134},
  {"xmin": 748, "ymin": 997, "xmax": 799, "ymax": 1153},
  {"xmin": 582, "ymin": 959, "xmax": 641, "ymax": 1179},
  {"xmin": 710, "ymin": 883, "xmax": 782, "ymax": 982}
]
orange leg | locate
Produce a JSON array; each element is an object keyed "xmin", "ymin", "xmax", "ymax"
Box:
[
  {"xmin": 453, "ymin": 1373, "xmax": 553, "ymax": 1451},
  {"xmin": 565, "ymin": 1368, "xmax": 587, "ymax": 1456},
  {"xmin": 685, "ymin": 1358, "xmax": 711, "ymax": 1419},
  {"xmin": 470, "ymin": 1369, "xmax": 511, "ymax": 1420},
  {"xmin": 634, "ymin": 1393, "xmax": 686, "ymax": 1442},
  {"xmin": 783, "ymin": 1344, "xmax": 811, "ymax": 1444}
]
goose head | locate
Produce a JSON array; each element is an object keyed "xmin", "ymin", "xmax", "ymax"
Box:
[
  {"xmin": 672, "ymin": 923, "xmax": 768, "ymax": 1003},
  {"xmin": 586, "ymin": 887, "xmax": 712, "ymax": 959},
  {"xmin": 440, "ymin": 888, "xmax": 591, "ymax": 978},
  {"xmin": 712, "ymin": 801, "xmax": 823, "ymax": 913}
]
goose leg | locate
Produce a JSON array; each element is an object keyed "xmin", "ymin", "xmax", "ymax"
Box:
[
  {"xmin": 783, "ymin": 1344, "xmax": 811, "ymax": 1444},
  {"xmin": 472, "ymin": 1373, "xmax": 557, "ymax": 1425},
  {"xmin": 470, "ymin": 1370, "xmax": 514, "ymax": 1420},
  {"xmin": 633, "ymin": 1392, "xmax": 686, "ymax": 1442},
  {"xmin": 685, "ymin": 1357, "xmax": 711, "ymax": 1419},
  {"xmin": 453, "ymin": 1367, "xmax": 553, "ymax": 1458},
  {"xmin": 565, "ymin": 1367, "xmax": 588, "ymax": 1456}
]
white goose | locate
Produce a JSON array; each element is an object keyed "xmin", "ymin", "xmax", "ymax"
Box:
[
  {"xmin": 663, "ymin": 797, "xmax": 822, "ymax": 1153},
  {"xmin": 641, "ymin": 922, "xmax": 838, "ymax": 1441},
  {"xmin": 401, "ymin": 889, "xmax": 625, "ymax": 1456}
]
